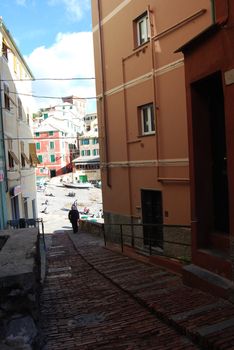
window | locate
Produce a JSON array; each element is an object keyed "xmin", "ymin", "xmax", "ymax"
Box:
[
  {"xmin": 18, "ymin": 98, "xmax": 23, "ymax": 120},
  {"xmin": 2, "ymin": 41, "xmax": 8, "ymax": 60},
  {"xmin": 38, "ymin": 155, "xmax": 43, "ymax": 163},
  {"xmin": 8, "ymin": 150, "xmax": 20, "ymax": 169},
  {"xmin": 4, "ymin": 84, "xmax": 10, "ymax": 111},
  {"xmin": 50, "ymin": 154, "xmax": 55, "ymax": 162},
  {"xmin": 35, "ymin": 132, "xmax": 40, "ymax": 137},
  {"xmin": 135, "ymin": 12, "xmax": 149, "ymax": 46},
  {"xmin": 93, "ymin": 149, "xmax": 99, "ymax": 156},
  {"xmin": 87, "ymin": 150, "xmax": 91, "ymax": 156},
  {"xmin": 82, "ymin": 139, "xmax": 89, "ymax": 145},
  {"xmin": 36, "ymin": 142, "xmax": 40, "ymax": 150},
  {"xmin": 92, "ymin": 138, "xmax": 99, "ymax": 144},
  {"xmin": 139, "ymin": 103, "xmax": 155, "ymax": 135},
  {"xmin": 21, "ymin": 154, "xmax": 26, "ymax": 167},
  {"xmin": 81, "ymin": 150, "xmax": 85, "ymax": 156},
  {"xmin": 50, "ymin": 141, "xmax": 55, "ymax": 149},
  {"xmin": 49, "ymin": 131, "xmax": 54, "ymax": 136}
]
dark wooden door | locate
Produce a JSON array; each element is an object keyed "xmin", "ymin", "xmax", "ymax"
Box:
[{"xmin": 141, "ymin": 190, "xmax": 163, "ymax": 247}]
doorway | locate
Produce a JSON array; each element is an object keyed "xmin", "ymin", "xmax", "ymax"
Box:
[
  {"xmin": 11, "ymin": 195, "xmax": 20, "ymax": 220},
  {"xmin": 141, "ymin": 190, "xmax": 163, "ymax": 247},
  {"xmin": 191, "ymin": 71, "xmax": 229, "ymax": 249},
  {"xmin": 24, "ymin": 199, "xmax": 28, "ymax": 219},
  {"xmin": 50, "ymin": 169, "xmax": 56, "ymax": 178}
]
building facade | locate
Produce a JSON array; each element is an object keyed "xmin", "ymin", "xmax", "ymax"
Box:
[
  {"xmin": 34, "ymin": 97, "xmax": 87, "ymax": 179},
  {"xmin": 92, "ymin": 1, "xmax": 213, "ymax": 259},
  {"xmin": 34, "ymin": 124, "xmax": 70, "ymax": 179},
  {"xmin": 177, "ymin": 0, "xmax": 234, "ymax": 285},
  {"xmin": 73, "ymin": 114, "xmax": 100, "ymax": 183},
  {"xmin": 0, "ymin": 19, "xmax": 37, "ymax": 223}
]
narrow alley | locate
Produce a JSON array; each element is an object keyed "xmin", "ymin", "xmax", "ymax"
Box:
[{"xmin": 39, "ymin": 230, "xmax": 234, "ymax": 350}]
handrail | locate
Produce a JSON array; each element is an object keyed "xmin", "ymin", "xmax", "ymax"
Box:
[{"xmin": 103, "ymin": 223, "xmax": 191, "ymax": 263}]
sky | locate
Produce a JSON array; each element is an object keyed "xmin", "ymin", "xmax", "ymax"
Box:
[{"xmin": 0, "ymin": 0, "xmax": 96, "ymax": 113}]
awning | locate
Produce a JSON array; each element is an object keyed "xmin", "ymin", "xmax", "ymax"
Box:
[
  {"xmin": 29, "ymin": 143, "xmax": 40, "ymax": 166},
  {"xmin": 8, "ymin": 150, "xmax": 20, "ymax": 165},
  {"xmin": 21, "ymin": 152, "xmax": 30, "ymax": 164}
]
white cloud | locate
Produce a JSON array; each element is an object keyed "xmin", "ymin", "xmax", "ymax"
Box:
[
  {"xmin": 48, "ymin": 0, "xmax": 90, "ymax": 22},
  {"xmin": 25, "ymin": 31, "xmax": 96, "ymax": 113},
  {"xmin": 16, "ymin": 0, "xmax": 26, "ymax": 5}
]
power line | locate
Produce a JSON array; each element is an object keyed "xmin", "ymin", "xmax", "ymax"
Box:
[
  {"xmin": 0, "ymin": 77, "xmax": 96, "ymax": 82},
  {"xmin": 0, "ymin": 136, "xmax": 99, "ymax": 141},
  {"xmin": 1, "ymin": 89, "xmax": 98, "ymax": 100}
]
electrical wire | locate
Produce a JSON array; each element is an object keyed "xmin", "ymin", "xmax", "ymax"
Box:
[
  {"xmin": 0, "ymin": 77, "xmax": 95, "ymax": 82},
  {"xmin": 0, "ymin": 88, "xmax": 97, "ymax": 100}
]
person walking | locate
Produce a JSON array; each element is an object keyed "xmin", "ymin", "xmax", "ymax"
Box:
[{"xmin": 68, "ymin": 205, "xmax": 80, "ymax": 233}]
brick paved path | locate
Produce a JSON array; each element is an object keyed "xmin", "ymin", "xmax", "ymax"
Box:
[
  {"xmin": 71, "ymin": 232, "xmax": 234, "ymax": 350},
  {"xmin": 40, "ymin": 231, "xmax": 198, "ymax": 350}
]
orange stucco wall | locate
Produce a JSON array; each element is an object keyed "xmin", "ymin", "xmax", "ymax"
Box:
[{"xmin": 92, "ymin": 0, "xmax": 212, "ymax": 226}]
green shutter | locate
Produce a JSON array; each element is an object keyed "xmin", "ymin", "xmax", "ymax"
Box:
[
  {"xmin": 38, "ymin": 155, "xmax": 43, "ymax": 163},
  {"xmin": 36, "ymin": 142, "xmax": 40, "ymax": 150},
  {"xmin": 50, "ymin": 154, "xmax": 55, "ymax": 162}
]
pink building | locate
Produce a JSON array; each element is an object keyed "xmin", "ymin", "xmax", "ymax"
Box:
[{"xmin": 34, "ymin": 124, "xmax": 70, "ymax": 179}]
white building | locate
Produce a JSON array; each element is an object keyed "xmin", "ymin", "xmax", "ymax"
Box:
[
  {"xmin": 35, "ymin": 97, "xmax": 87, "ymax": 156},
  {"xmin": 0, "ymin": 19, "xmax": 38, "ymax": 221},
  {"xmin": 73, "ymin": 114, "xmax": 100, "ymax": 183}
]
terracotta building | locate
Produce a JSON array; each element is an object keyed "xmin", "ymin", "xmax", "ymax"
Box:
[
  {"xmin": 176, "ymin": 0, "xmax": 234, "ymax": 291},
  {"xmin": 91, "ymin": 1, "xmax": 213, "ymax": 261}
]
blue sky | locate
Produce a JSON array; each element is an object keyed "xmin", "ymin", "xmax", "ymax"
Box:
[{"xmin": 1, "ymin": 0, "xmax": 96, "ymax": 112}]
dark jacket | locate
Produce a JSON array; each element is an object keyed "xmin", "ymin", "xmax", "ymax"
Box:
[{"xmin": 68, "ymin": 209, "xmax": 80, "ymax": 222}]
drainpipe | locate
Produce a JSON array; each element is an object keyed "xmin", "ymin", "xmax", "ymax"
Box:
[
  {"xmin": 148, "ymin": 6, "xmax": 160, "ymax": 180},
  {"xmin": 122, "ymin": 58, "xmax": 134, "ymax": 225},
  {"xmin": 97, "ymin": 0, "xmax": 111, "ymax": 187},
  {"xmin": 210, "ymin": 0, "xmax": 216, "ymax": 23}
]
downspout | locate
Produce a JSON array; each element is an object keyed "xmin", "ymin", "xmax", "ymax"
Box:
[
  {"xmin": 122, "ymin": 58, "xmax": 134, "ymax": 227},
  {"xmin": 97, "ymin": 0, "xmax": 111, "ymax": 187},
  {"xmin": 210, "ymin": 0, "xmax": 216, "ymax": 23},
  {"xmin": 148, "ymin": 6, "xmax": 160, "ymax": 180}
]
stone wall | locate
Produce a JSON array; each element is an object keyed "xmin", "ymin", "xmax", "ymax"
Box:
[
  {"xmin": 0, "ymin": 229, "xmax": 41, "ymax": 350},
  {"xmin": 163, "ymin": 226, "xmax": 191, "ymax": 262}
]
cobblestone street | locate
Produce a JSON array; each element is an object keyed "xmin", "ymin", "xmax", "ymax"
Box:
[
  {"xmin": 40, "ymin": 232, "xmax": 197, "ymax": 349},
  {"xmin": 40, "ymin": 231, "xmax": 234, "ymax": 350}
]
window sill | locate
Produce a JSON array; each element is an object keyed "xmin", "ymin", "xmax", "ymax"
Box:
[
  {"xmin": 138, "ymin": 132, "xmax": 155, "ymax": 138},
  {"xmin": 133, "ymin": 40, "xmax": 150, "ymax": 53}
]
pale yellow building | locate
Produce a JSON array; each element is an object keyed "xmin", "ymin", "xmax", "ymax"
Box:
[{"xmin": 0, "ymin": 19, "xmax": 38, "ymax": 222}]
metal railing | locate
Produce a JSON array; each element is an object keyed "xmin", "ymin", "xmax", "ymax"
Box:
[
  {"xmin": 103, "ymin": 223, "xmax": 191, "ymax": 263},
  {"xmin": 7, "ymin": 217, "xmax": 46, "ymax": 250}
]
